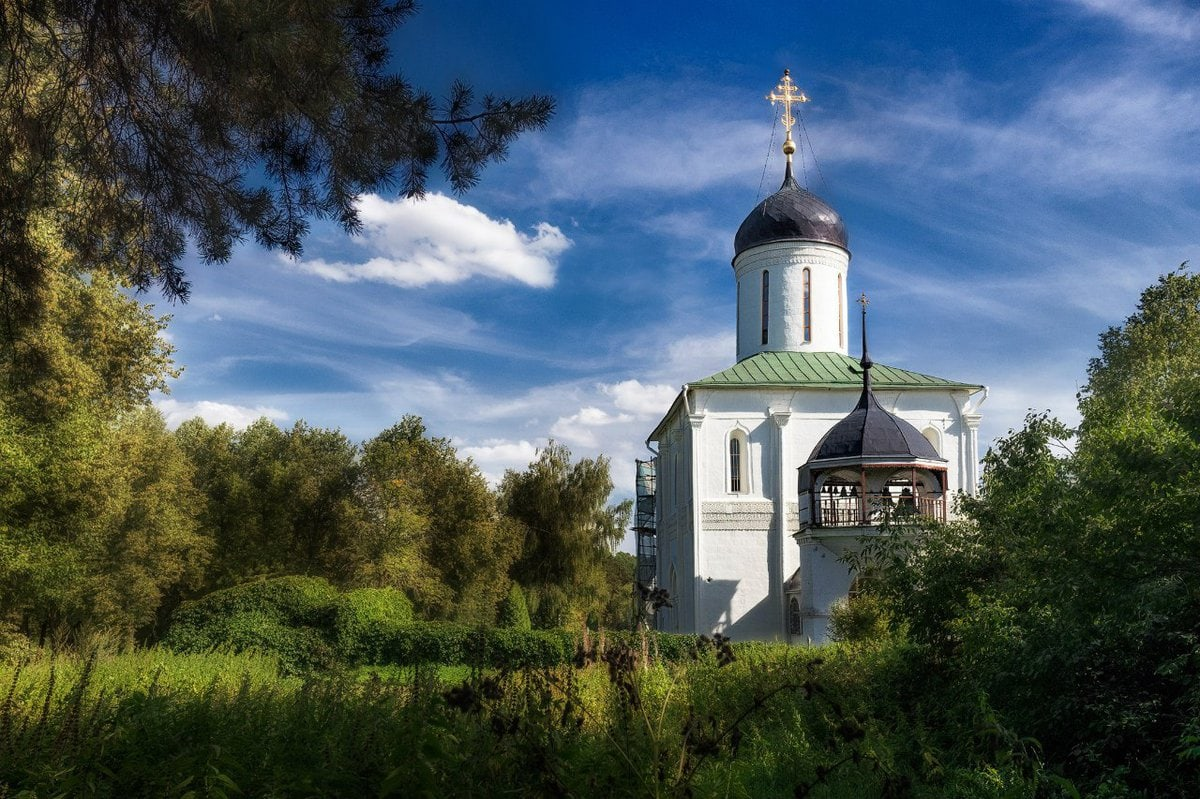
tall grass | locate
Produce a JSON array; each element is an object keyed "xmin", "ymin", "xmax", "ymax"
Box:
[{"xmin": 0, "ymin": 642, "xmax": 1047, "ymax": 797}]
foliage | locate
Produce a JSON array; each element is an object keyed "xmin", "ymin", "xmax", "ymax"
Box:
[
  {"xmin": 0, "ymin": 0, "xmax": 553, "ymax": 330},
  {"xmin": 360, "ymin": 416, "xmax": 521, "ymax": 623},
  {"xmin": 497, "ymin": 583, "xmax": 532, "ymax": 630},
  {"xmin": 0, "ymin": 645, "xmax": 1044, "ymax": 798},
  {"xmin": 333, "ymin": 586, "xmax": 415, "ymax": 664},
  {"xmin": 855, "ymin": 268, "xmax": 1200, "ymax": 796},
  {"xmin": 163, "ymin": 576, "xmax": 343, "ymax": 672},
  {"xmin": 827, "ymin": 594, "xmax": 892, "ymax": 644},
  {"xmin": 501, "ymin": 441, "xmax": 633, "ymax": 628}
]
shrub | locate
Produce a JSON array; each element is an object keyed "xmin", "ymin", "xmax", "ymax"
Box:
[
  {"xmin": 163, "ymin": 576, "xmax": 343, "ymax": 671},
  {"xmin": 333, "ymin": 586, "xmax": 414, "ymax": 664},
  {"xmin": 828, "ymin": 594, "xmax": 892, "ymax": 643},
  {"xmin": 496, "ymin": 583, "xmax": 531, "ymax": 630}
]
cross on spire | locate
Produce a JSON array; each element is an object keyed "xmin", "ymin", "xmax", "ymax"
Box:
[
  {"xmin": 766, "ymin": 69, "xmax": 809, "ymax": 164},
  {"xmin": 858, "ymin": 293, "xmax": 874, "ymax": 385}
]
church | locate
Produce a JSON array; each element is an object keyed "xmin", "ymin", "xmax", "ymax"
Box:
[{"xmin": 634, "ymin": 71, "xmax": 987, "ymax": 643}]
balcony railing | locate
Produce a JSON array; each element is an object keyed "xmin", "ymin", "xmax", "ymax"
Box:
[{"xmin": 813, "ymin": 493, "xmax": 944, "ymax": 527}]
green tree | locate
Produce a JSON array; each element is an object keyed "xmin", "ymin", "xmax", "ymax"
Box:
[
  {"xmin": 859, "ymin": 268, "xmax": 1200, "ymax": 796},
  {"xmin": 0, "ymin": 256, "xmax": 200, "ymax": 644},
  {"xmin": 501, "ymin": 441, "xmax": 631, "ymax": 628},
  {"xmin": 0, "ymin": 0, "xmax": 552, "ymax": 327},
  {"xmin": 361, "ymin": 416, "xmax": 520, "ymax": 623},
  {"xmin": 496, "ymin": 583, "xmax": 531, "ymax": 631},
  {"xmin": 178, "ymin": 417, "xmax": 367, "ymax": 587}
]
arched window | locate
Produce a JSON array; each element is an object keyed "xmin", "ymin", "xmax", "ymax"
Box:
[
  {"xmin": 838, "ymin": 273, "xmax": 844, "ymax": 348},
  {"xmin": 728, "ymin": 429, "xmax": 748, "ymax": 493},
  {"xmin": 922, "ymin": 426, "xmax": 941, "ymax": 456},
  {"xmin": 803, "ymin": 268, "xmax": 812, "ymax": 342},
  {"xmin": 789, "ymin": 597, "xmax": 803, "ymax": 635},
  {"xmin": 760, "ymin": 271, "xmax": 770, "ymax": 345}
]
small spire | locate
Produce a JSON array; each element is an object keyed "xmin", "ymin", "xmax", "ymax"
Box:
[
  {"xmin": 858, "ymin": 293, "xmax": 873, "ymax": 396},
  {"xmin": 766, "ymin": 68, "xmax": 810, "ymax": 175}
]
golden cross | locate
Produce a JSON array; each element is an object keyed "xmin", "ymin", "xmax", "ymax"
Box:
[
  {"xmin": 858, "ymin": 293, "xmax": 870, "ymax": 311},
  {"xmin": 766, "ymin": 69, "xmax": 809, "ymax": 156}
]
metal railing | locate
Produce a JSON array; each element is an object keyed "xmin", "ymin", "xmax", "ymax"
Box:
[{"xmin": 814, "ymin": 493, "xmax": 944, "ymax": 527}]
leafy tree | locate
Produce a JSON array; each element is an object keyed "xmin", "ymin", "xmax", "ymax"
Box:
[
  {"xmin": 501, "ymin": 441, "xmax": 631, "ymax": 628},
  {"xmin": 0, "ymin": 0, "xmax": 553, "ymax": 328},
  {"xmin": 859, "ymin": 268, "xmax": 1200, "ymax": 796},
  {"xmin": 361, "ymin": 416, "xmax": 520, "ymax": 623},
  {"xmin": 178, "ymin": 417, "xmax": 366, "ymax": 587},
  {"xmin": 497, "ymin": 583, "xmax": 532, "ymax": 631},
  {"xmin": 0, "ymin": 257, "xmax": 200, "ymax": 644}
]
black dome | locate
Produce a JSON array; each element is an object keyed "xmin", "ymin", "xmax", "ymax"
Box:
[
  {"xmin": 734, "ymin": 169, "xmax": 848, "ymax": 257},
  {"xmin": 809, "ymin": 388, "xmax": 941, "ymax": 464}
]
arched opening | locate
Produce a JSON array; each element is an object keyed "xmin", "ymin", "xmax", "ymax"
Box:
[
  {"xmin": 761, "ymin": 270, "xmax": 770, "ymax": 345},
  {"xmin": 728, "ymin": 429, "xmax": 749, "ymax": 493},
  {"xmin": 802, "ymin": 267, "xmax": 812, "ymax": 342},
  {"xmin": 814, "ymin": 468, "xmax": 861, "ymax": 526},
  {"xmin": 922, "ymin": 426, "xmax": 941, "ymax": 456},
  {"xmin": 838, "ymin": 273, "xmax": 844, "ymax": 348},
  {"xmin": 788, "ymin": 597, "xmax": 803, "ymax": 636},
  {"xmin": 811, "ymin": 466, "xmax": 948, "ymax": 526}
]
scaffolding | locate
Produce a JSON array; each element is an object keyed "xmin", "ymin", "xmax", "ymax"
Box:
[{"xmin": 634, "ymin": 459, "xmax": 657, "ymax": 590}]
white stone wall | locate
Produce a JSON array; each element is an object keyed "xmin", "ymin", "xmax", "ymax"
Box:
[
  {"xmin": 733, "ymin": 241, "xmax": 850, "ymax": 361},
  {"xmin": 653, "ymin": 383, "xmax": 982, "ymax": 640}
]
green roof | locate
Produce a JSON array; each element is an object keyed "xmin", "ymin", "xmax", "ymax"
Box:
[{"xmin": 691, "ymin": 351, "xmax": 982, "ymax": 390}]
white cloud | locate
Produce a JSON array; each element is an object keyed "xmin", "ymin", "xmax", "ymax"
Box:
[
  {"xmin": 663, "ymin": 332, "xmax": 737, "ymax": 383},
  {"xmin": 550, "ymin": 406, "xmax": 635, "ymax": 448},
  {"xmin": 157, "ymin": 398, "xmax": 288, "ymax": 429},
  {"xmin": 292, "ymin": 193, "xmax": 571, "ymax": 288},
  {"xmin": 601, "ymin": 379, "xmax": 679, "ymax": 417},
  {"xmin": 457, "ymin": 438, "xmax": 543, "ymax": 486}
]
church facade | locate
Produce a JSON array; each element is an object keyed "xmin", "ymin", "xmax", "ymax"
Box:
[{"xmin": 640, "ymin": 72, "xmax": 987, "ymax": 643}]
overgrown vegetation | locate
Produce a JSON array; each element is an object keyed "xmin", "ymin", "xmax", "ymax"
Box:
[
  {"xmin": 0, "ymin": 641, "xmax": 1048, "ymax": 798},
  {"xmin": 849, "ymin": 267, "xmax": 1200, "ymax": 797}
]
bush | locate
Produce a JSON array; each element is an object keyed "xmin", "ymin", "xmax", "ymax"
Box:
[
  {"xmin": 163, "ymin": 576, "xmax": 343, "ymax": 671},
  {"xmin": 828, "ymin": 594, "xmax": 892, "ymax": 643},
  {"xmin": 334, "ymin": 586, "xmax": 414, "ymax": 664}
]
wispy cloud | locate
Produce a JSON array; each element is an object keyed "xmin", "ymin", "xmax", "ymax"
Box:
[
  {"xmin": 1062, "ymin": 0, "xmax": 1200, "ymax": 42},
  {"xmin": 291, "ymin": 193, "xmax": 571, "ymax": 288},
  {"xmin": 527, "ymin": 80, "xmax": 769, "ymax": 199}
]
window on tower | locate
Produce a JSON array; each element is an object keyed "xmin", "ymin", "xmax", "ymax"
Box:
[
  {"xmin": 728, "ymin": 430, "xmax": 748, "ymax": 493},
  {"xmin": 838, "ymin": 273, "xmax": 844, "ymax": 348},
  {"xmin": 761, "ymin": 271, "xmax": 769, "ymax": 345},
  {"xmin": 803, "ymin": 268, "xmax": 812, "ymax": 342}
]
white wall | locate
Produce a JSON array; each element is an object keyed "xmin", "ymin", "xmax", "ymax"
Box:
[
  {"xmin": 733, "ymin": 241, "xmax": 850, "ymax": 361},
  {"xmin": 653, "ymin": 383, "xmax": 980, "ymax": 640}
]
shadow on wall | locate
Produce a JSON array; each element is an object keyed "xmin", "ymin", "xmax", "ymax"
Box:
[{"xmin": 695, "ymin": 576, "xmax": 786, "ymax": 641}]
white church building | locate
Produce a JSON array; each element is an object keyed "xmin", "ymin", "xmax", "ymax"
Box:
[{"xmin": 635, "ymin": 72, "xmax": 987, "ymax": 643}]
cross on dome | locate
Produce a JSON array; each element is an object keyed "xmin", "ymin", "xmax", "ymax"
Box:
[{"xmin": 766, "ymin": 69, "xmax": 809, "ymax": 162}]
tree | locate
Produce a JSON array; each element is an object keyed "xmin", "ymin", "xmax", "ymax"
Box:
[
  {"xmin": 500, "ymin": 441, "xmax": 631, "ymax": 628},
  {"xmin": 0, "ymin": 0, "xmax": 553, "ymax": 327},
  {"xmin": 177, "ymin": 417, "xmax": 367, "ymax": 587},
  {"xmin": 361, "ymin": 416, "xmax": 520, "ymax": 623},
  {"xmin": 859, "ymin": 268, "xmax": 1200, "ymax": 795},
  {"xmin": 496, "ymin": 583, "xmax": 531, "ymax": 631},
  {"xmin": 0, "ymin": 257, "xmax": 200, "ymax": 644}
]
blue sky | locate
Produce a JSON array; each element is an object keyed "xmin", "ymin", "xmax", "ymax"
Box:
[{"xmin": 154, "ymin": 0, "xmax": 1200, "ymax": 528}]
